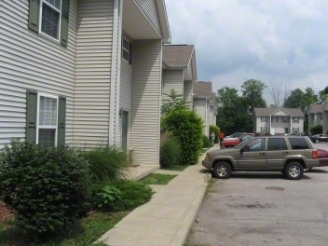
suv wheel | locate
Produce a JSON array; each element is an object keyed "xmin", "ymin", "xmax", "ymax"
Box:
[
  {"xmin": 213, "ymin": 162, "xmax": 231, "ymax": 179},
  {"xmin": 285, "ymin": 162, "xmax": 304, "ymax": 180}
]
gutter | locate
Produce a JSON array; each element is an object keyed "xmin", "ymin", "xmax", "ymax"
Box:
[{"xmin": 109, "ymin": 0, "xmax": 120, "ymax": 146}]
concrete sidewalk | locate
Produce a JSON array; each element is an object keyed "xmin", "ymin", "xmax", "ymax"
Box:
[{"xmin": 95, "ymin": 145, "xmax": 219, "ymax": 246}]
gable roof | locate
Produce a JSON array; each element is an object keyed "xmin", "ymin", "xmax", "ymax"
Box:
[
  {"xmin": 308, "ymin": 104, "xmax": 324, "ymax": 114},
  {"xmin": 254, "ymin": 107, "xmax": 304, "ymax": 117},
  {"xmin": 193, "ymin": 81, "xmax": 212, "ymax": 98},
  {"xmin": 162, "ymin": 44, "xmax": 194, "ymax": 68}
]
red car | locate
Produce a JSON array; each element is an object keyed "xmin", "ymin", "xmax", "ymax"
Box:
[{"xmin": 221, "ymin": 133, "xmax": 254, "ymax": 148}]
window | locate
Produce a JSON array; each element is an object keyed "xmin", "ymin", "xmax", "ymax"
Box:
[
  {"xmin": 288, "ymin": 138, "xmax": 309, "ymax": 150},
  {"xmin": 40, "ymin": 0, "xmax": 61, "ymax": 40},
  {"xmin": 261, "ymin": 127, "xmax": 267, "ymax": 133},
  {"xmin": 267, "ymin": 138, "xmax": 288, "ymax": 151},
  {"xmin": 243, "ymin": 138, "xmax": 265, "ymax": 152},
  {"xmin": 122, "ymin": 38, "xmax": 132, "ymax": 64},
  {"xmin": 261, "ymin": 116, "xmax": 267, "ymax": 122},
  {"xmin": 292, "ymin": 117, "xmax": 299, "ymax": 123},
  {"xmin": 282, "ymin": 117, "xmax": 289, "ymax": 123},
  {"xmin": 292, "ymin": 127, "xmax": 299, "ymax": 134},
  {"xmin": 285, "ymin": 127, "xmax": 289, "ymax": 134},
  {"xmin": 37, "ymin": 95, "xmax": 58, "ymax": 147},
  {"xmin": 28, "ymin": 0, "xmax": 69, "ymax": 47},
  {"xmin": 271, "ymin": 116, "xmax": 278, "ymax": 123},
  {"xmin": 26, "ymin": 90, "xmax": 66, "ymax": 147},
  {"xmin": 241, "ymin": 135, "xmax": 253, "ymax": 142}
]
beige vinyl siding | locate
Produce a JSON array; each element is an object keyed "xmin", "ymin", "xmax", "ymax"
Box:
[
  {"xmin": 0, "ymin": 0, "xmax": 77, "ymax": 147},
  {"xmin": 130, "ymin": 40, "xmax": 162, "ymax": 165},
  {"xmin": 194, "ymin": 98, "xmax": 207, "ymax": 136},
  {"xmin": 162, "ymin": 70, "xmax": 183, "ymax": 100},
  {"xmin": 184, "ymin": 80, "xmax": 193, "ymax": 109},
  {"xmin": 134, "ymin": 0, "xmax": 161, "ymax": 35},
  {"xmin": 74, "ymin": 0, "xmax": 114, "ymax": 147}
]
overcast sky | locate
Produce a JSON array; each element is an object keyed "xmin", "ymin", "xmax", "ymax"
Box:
[{"xmin": 166, "ymin": 0, "xmax": 328, "ymax": 104}]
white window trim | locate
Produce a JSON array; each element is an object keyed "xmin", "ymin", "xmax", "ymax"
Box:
[
  {"xmin": 38, "ymin": 0, "xmax": 62, "ymax": 43},
  {"xmin": 122, "ymin": 37, "xmax": 131, "ymax": 64},
  {"xmin": 36, "ymin": 93, "xmax": 59, "ymax": 147}
]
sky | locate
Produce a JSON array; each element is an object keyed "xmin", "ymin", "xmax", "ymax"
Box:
[{"xmin": 165, "ymin": 0, "xmax": 328, "ymax": 105}]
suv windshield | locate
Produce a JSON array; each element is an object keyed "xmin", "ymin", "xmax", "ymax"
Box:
[{"xmin": 234, "ymin": 137, "xmax": 254, "ymax": 149}]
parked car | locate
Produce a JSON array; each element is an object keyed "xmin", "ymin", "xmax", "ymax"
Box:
[
  {"xmin": 221, "ymin": 133, "xmax": 254, "ymax": 148},
  {"xmin": 309, "ymin": 134, "xmax": 328, "ymax": 143},
  {"xmin": 202, "ymin": 136, "xmax": 322, "ymax": 180},
  {"xmin": 224, "ymin": 132, "xmax": 245, "ymax": 139}
]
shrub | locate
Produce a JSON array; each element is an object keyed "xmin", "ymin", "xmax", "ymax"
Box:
[
  {"xmin": 93, "ymin": 181, "xmax": 153, "ymax": 212},
  {"xmin": 209, "ymin": 125, "xmax": 220, "ymax": 143},
  {"xmin": 310, "ymin": 125, "xmax": 323, "ymax": 135},
  {"xmin": 0, "ymin": 139, "xmax": 90, "ymax": 237},
  {"xmin": 160, "ymin": 131, "xmax": 182, "ymax": 168},
  {"xmin": 202, "ymin": 135, "xmax": 213, "ymax": 148},
  {"xmin": 162, "ymin": 109, "xmax": 203, "ymax": 165},
  {"xmin": 83, "ymin": 145, "xmax": 129, "ymax": 183}
]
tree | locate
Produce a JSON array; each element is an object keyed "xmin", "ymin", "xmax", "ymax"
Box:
[
  {"xmin": 241, "ymin": 79, "xmax": 267, "ymax": 114},
  {"xmin": 284, "ymin": 89, "xmax": 304, "ymax": 109},
  {"xmin": 302, "ymin": 87, "xmax": 318, "ymax": 113},
  {"xmin": 267, "ymin": 79, "xmax": 291, "ymax": 107},
  {"xmin": 216, "ymin": 87, "xmax": 253, "ymax": 134},
  {"xmin": 318, "ymin": 86, "xmax": 328, "ymax": 103},
  {"xmin": 161, "ymin": 89, "xmax": 190, "ymax": 114}
]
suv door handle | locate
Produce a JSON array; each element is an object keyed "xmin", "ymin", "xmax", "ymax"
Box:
[
  {"xmin": 282, "ymin": 151, "xmax": 289, "ymax": 154},
  {"xmin": 259, "ymin": 153, "xmax": 266, "ymax": 156}
]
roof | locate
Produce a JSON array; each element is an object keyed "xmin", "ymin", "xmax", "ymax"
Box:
[
  {"xmin": 162, "ymin": 45, "xmax": 194, "ymax": 67},
  {"xmin": 253, "ymin": 107, "xmax": 304, "ymax": 117},
  {"xmin": 193, "ymin": 81, "xmax": 212, "ymax": 98},
  {"xmin": 308, "ymin": 104, "xmax": 324, "ymax": 114}
]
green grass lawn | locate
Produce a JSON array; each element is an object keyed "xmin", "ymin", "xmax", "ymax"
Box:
[
  {"xmin": 0, "ymin": 211, "xmax": 129, "ymax": 246},
  {"xmin": 139, "ymin": 173, "xmax": 177, "ymax": 185}
]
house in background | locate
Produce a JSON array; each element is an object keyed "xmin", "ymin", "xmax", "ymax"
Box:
[
  {"xmin": 253, "ymin": 108, "xmax": 305, "ymax": 135},
  {"xmin": 308, "ymin": 103, "xmax": 328, "ymax": 134},
  {"xmin": 193, "ymin": 81, "xmax": 216, "ymax": 136},
  {"xmin": 0, "ymin": 0, "xmax": 171, "ymax": 166},
  {"xmin": 162, "ymin": 44, "xmax": 197, "ymax": 109}
]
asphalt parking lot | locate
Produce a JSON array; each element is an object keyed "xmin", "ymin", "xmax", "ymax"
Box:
[{"xmin": 187, "ymin": 143, "xmax": 328, "ymax": 246}]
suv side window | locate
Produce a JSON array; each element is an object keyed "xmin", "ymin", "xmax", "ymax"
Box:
[
  {"xmin": 288, "ymin": 138, "xmax": 309, "ymax": 150},
  {"xmin": 243, "ymin": 138, "xmax": 265, "ymax": 152},
  {"xmin": 241, "ymin": 135, "xmax": 252, "ymax": 142},
  {"xmin": 267, "ymin": 138, "xmax": 288, "ymax": 151}
]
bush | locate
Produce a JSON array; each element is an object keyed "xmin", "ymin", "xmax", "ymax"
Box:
[
  {"xmin": 209, "ymin": 125, "xmax": 220, "ymax": 143},
  {"xmin": 310, "ymin": 125, "xmax": 323, "ymax": 135},
  {"xmin": 83, "ymin": 145, "xmax": 129, "ymax": 183},
  {"xmin": 93, "ymin": 181, "xmax": 153, "ymax": 212},
  {"xmin": 202, "ymin": 135, "xmax": 213, "ymax": 148},
  {"xmin": 0, "ymin": 139, "xmax": 90, "ymax": 237},
  {"xmin": 160, "ymin": 131, "xmax": 182, "ymax": 168},
  {"xmin": 162, "ymin": 109, "xmax": 203, "ymax": 165}
]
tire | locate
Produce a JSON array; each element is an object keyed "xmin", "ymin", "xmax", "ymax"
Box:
[
  {"xmin": 284, "ymin": 162, "xmax": 304, "ymax": 180},
  {"xmin": 212, "ymin": 162, "xmax": 232, "ymax": 179},
  {"xmin": 304, "ymin": 167, "xmax": 312, "ymax": 172}
]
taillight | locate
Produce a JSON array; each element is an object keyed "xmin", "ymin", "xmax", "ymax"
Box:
[
  {"xmin": 312, "ymin": 150, "xmax": 318, "ymax": 159},
  {"xmin": 205, "ymin": 153, "xmax": 210, "ymax": 161}
]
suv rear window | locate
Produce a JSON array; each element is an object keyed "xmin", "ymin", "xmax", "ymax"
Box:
[{"xmin": 288, "ymin": 138, "xmax": 309, "ymax": 150}]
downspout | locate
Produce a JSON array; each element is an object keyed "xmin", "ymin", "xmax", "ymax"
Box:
[
  {"xmin": 115, "ymin": 0, "xmax": 123, "ymax": 146},
  {"xmin": 109, "ymin": 0, "xmax": 120, "ymax": 146}
]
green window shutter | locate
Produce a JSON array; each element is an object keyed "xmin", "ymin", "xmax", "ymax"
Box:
[
  {"xmin": 26, "ymin": 90, "xmax": 38, "ymax": 143},
  {"xmin": 28, "ymin": 0, "xmax": 40, "ymax": 32},
  {"xmin": 60, "ymin": 0, "xmax": 70, "ymax": 47},
  {"xmin": 57, "ymin": 96, "xmax": 66, "ymax": 146}
]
